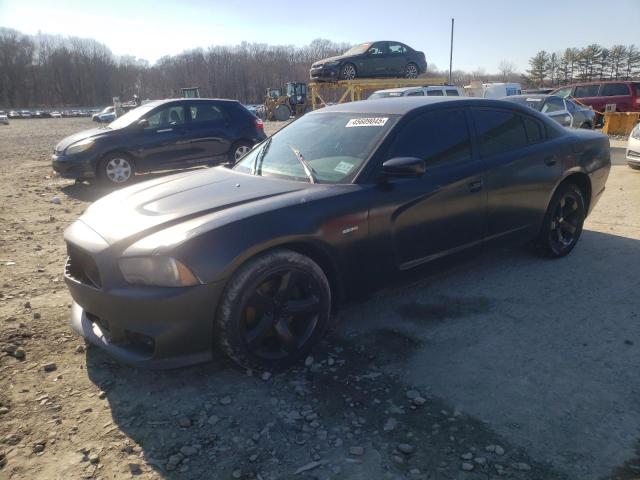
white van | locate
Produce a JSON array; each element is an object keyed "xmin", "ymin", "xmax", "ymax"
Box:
[
  {"xmin": 463, "ymin": 81, "xmax": 522, "ymax": 99},
  {"xmin": 368, "ymin": 85, "xmax": 464, "ymax": 99}
]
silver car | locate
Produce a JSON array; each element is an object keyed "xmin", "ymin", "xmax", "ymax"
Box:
[{"xmin": 504, "ymin": 94, "xmax": 596, "ymax": 129}]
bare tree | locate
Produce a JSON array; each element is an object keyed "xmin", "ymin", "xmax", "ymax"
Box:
[{"xmin": 498, "ymin": 60, "xmax": 516, "ymax": 81}]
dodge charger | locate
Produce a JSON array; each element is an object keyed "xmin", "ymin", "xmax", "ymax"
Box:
[{"xmin": 63, "ymin": 97, "xmax": 611, "ymax": 369}]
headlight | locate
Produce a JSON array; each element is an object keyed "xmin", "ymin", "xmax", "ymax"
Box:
[
  {"xmin": 325, "ymin": 61, "xmax": 340, "ymax": 67},
  {"xmin": 119, "ymin": 256, "xmax": 200, "ymax": 287},
  {"xmin": 65, "ymin": 138, "xmax": 95, "ymax": 155},
  {"xmin": 632, "ymin": 124, "xmax": 640, "ymax": 140}
]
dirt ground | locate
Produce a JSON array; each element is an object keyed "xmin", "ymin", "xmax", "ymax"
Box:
[{"xmin": 0, "ymin": 118, "xmax": 638, "ymax": 480}]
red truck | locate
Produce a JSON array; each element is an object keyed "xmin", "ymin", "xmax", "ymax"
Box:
[{"xmin": 551, "ymin": 80, "xmax": 640, "ymax": 112}]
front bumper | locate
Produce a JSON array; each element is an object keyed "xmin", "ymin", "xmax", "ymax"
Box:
[
  {"xmin": 51, "ymin": 151, "xmax": 98, "ymax": 179},
  {"xmin": 66, "ymin": 272, "xmax": 227, "ymax": 368},
  {"xmin": 310, "ymin": 64, "xmax": 341, "ymax": 81}
]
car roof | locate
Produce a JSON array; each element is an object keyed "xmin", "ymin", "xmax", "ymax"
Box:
[
  {"xmin": 311, "ymin": 97, "xmax": 495, "ymax": 115},
  {"xmin": 373, "ymin": 85, "xmax": 456, "ymax": 94}
]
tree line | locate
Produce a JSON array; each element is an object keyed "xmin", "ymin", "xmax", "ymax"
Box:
[
  {"xmin": 524, "ymin": 44, "xmax": 640, "ymax": 88},
  {"xmin": 0, "ymin": 28, "xmax": 349, "ymax": 108},
  {"xmin": 2, "ymin": 27, "xmax": 639, "ymax": 109}
]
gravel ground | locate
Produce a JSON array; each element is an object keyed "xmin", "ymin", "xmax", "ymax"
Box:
[{"xmin": 0, "ymin": 118, "xmax": 638, "ymax": 480}]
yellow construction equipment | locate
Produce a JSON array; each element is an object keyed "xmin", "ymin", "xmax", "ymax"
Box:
[
  {"xmin": 262, "ymin": 83, "xmax": 309, "ymax": 121},
  {"xmin": 309, "ymin": 77, "xmax": 447, "ymax": 110}
]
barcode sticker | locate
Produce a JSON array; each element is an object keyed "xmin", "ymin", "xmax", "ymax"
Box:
[{"xmin": 346, "ymin": 117, "xmax": 388, "ymax": 127}]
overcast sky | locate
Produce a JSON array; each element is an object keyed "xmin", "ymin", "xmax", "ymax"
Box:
[{"xmin": 1, "ymin": 0, "xmax": 639, "ymax": 72}]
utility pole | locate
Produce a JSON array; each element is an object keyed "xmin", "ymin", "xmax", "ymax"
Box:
[{"xmin": 449, "ymin": 18, "xmax": 454, "ymax": 85}]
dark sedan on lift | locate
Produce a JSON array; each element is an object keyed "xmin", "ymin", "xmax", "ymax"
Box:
[
  {"xmin": 310, "ymin": 41, "xmax": 427, "ymax": 81},
  {"xmin": 63, "ymin": 97, "xmax": 610, "ymax": 370}
]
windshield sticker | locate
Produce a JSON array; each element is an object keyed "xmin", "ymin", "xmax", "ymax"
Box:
[
  {"xmin": 346, "ymin": 117, "xmax": 388, "ymax": 128},
  {"xmin": 334, "ymin": 161, "xmax": 354, "ymax": 174}
]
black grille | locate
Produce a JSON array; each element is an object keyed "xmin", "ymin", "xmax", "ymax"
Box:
[{"xmin": 65, "ymin": 245, "xmax": 102, "ymax": 288}]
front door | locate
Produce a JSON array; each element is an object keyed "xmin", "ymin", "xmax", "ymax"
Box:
[
  {"xmin": 135, "ymin": 103, "xmax": 190, "ymax": 172},
  {"xmin": 361, "ymin": 42, "xmax": 388, "ymax": 76},
  {"xmin": 368, "ymin": 108, "xmax": 486, "ymax": 270}
]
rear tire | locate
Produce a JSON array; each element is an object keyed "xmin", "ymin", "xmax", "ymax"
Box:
[
  {"xmin": 228, "ymin": 140, "xmax": 253, "ymax": 165},
  {"xmin": 216, "ymin": 249, "xmax": 331, "ymax": 370},
  {"xmin": 404, "ymin": 62, "xmax": 419, "ymax": 78},
  {"xmin": 98, "ymin": 153, "xmax": 134, "ymax": 186},
  {"xmin": 580, "ymin": 122, "xmax": 592, "ymax": 129},
  {"xmin": 533, "ymin": 183, "xmax": 585, "ymax": 258}
]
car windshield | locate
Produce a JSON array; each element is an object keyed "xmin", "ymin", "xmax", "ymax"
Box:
[
  {"xmin": 234, "ymin": 112, "xmax": 397, "ymax": 183},
  {"xmin": 108, "ymin": 103, "xmax": 160, "ymax": 129},
  {"xmin": 342, "ymin": 43, "xmax": 370, "ymax": 56},
  {"xmin": 507, "ymin": 97, "xmax": 545, "ymax": 111}
]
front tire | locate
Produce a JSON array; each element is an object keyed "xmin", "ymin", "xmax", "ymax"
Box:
[
  {"xmin": 216, "ymin": 249, "xmax": 331, "ymax": 370},
  {"xmin": 340, "ymin": 63, "xmax": 357, "ymax": 80},
  {"xmin": 534, "ymin": 183, "xmax": 585, "ymax": 258},
  {"xmin": 98, "ymin": 153, "xmax": 134, "ymax": 186}
]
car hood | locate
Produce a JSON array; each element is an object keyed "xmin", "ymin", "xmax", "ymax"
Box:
[
  {"xmin": 55, "ymin": 127, "xmax": 111, "ymax": 151},
  {"xmin": 78, "ymin": 168, "xmax": 306, "ymax": 245},
  {"xmin": 312, "ymin": 54, "xmax": 350, "ymax": 67}
]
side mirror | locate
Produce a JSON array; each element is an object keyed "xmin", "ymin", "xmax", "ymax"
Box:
[
  {"xmin": 382, "ymin": 157, "xmax": 425, "ymax": 178},
  {"xmin": 137, "ymin": 118, "xmax": 149, "ymax": 128}
]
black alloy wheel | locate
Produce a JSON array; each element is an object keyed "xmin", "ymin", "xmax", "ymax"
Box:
[
  {"xmin": 535, "ymin": 183, "xmax": 585, "ymax": 258},
  {"xmin": 217, "ymin": 250, "xmax": 331, "ymax": 369}
]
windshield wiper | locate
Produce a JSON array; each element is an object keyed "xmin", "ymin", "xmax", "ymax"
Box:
[
  {"xmin": 286, "ymin": 144, "xmax": 318, "ymax": 184},
  {"xmin": 252, "ymin": 137, "xmax": 272, "ymax": 175}
]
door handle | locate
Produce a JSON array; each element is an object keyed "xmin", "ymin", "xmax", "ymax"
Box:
[
  {"xmin": 544, "ymin": 155, "xmax": 557, "ymax": 166},
  {"xmin": 157, "ymin": 128, "xmax": 173, "ymax": 133},
  {"xmin": 468, "ymin": 180, "xmax": 483, "ymax": 193}
]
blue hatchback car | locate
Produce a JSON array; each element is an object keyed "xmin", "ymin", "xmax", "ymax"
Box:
[{"xmin": 53, "ymin": 99, "xmax": 266, "ymax": 185}]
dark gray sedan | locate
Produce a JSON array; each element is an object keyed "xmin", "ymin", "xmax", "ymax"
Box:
[
  {"xmin": 310, "ymin": 41, "xmax": 427, "ymax": 81},
  {"xmin": 63, "ymin": 97, "xmax": 610, "ymax": 370},
  {"xmin": 504, "ymin": 94, "xmax": 596, "ymax": 129}
]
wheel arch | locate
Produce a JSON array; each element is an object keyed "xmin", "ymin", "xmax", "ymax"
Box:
[
  {"xmin": 97, "ymin": 149, "xmax": 136, "ymax": 172},
  {"xmin": 555, "ymin": 171, "xmax": 592, "ymax": 213}
]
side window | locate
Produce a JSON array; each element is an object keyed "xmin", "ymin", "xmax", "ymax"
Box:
[
  {"xmin": 189, "ymin": 103, "xmax": 228, "ymax": 125},
  {"xmin": 387, "ymin": 110, "xmax": 471, "ymax": 166},
  {"xmin": 367, "ymin": 43, "xmax": 386, "ymax": 55},
  {"xmin": 601, "ymin": 83, "xmax": 630, "ymax": 96},
  {"xmin": 541, "ymin": 97, "xmax": 565, "ymax": 113},
  {"xmin": 426, "ymin": 90, "xmax": 444, "ymax": 96},
  {"xmin": 522, "ymin": 116, "xmax": 545, "ymax": 144},
  {"xmin": 472, "ymin": 109, "xmax": 529, "ymax": 157},
  {"xmin": 564, "ymin": 99, "xmax": 576, "ymax": 113},
  {"xmin": 445, "ymin": 89, "xmax": 460, "ymax": 96},
  {"xmin": 388, "ymin": 43, "xmax": 406, "ymax": 55},
  {"xmin": 407, "ymin": 91, "xmax": 424, "ymax": 96},
  {"xmin": 574, "ymin": 84, "xmax": 600, "ymax": 98},
  {"xmin": 145, "ymin": 105, "xmax": 185, "ymax": 129}
]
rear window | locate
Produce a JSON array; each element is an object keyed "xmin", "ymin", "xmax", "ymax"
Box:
[
  {"xmin": 574, "ymin": 84, "xmax": 600, "ymax": 98},
  {"xmin": 190, "ymin": 103, "xmax": 228, "ymax": 124},
  {"xmin": 427, "ymin": 90, "xmax": 444, "ymax": 96},
  {"xmin": 601, "ymin": 83, "xmax": 630, "ymax": 96},
  {"xmin": 472, "ymin": 109, "xmax": 529, "ymax": 157}
]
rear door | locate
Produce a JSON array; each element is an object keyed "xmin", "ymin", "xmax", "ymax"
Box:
[
  {"xmin": 135, "ymin": 103, "xmax": 190, "ymax": 172},
  {"xmin": 471, "ymin": 108, "xmax": 563, "ymax": 241},
  {"xmin": 386, "ymin": 42, "xmax": 409, "ymax": 75},
  {"xmin": 184, "ymin": 101, "xmax": 234, "ymax": 165},
  {"xmin": 541, "ymin": 96, "xmax": 573, "ymax": 127},
  {"xmin": 368, "ymin": 108, "xmax": 486, "ymax": 269},
  {"xmin": 600, "ymin": 82, "xmax": 632, "ymax": 112}
]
